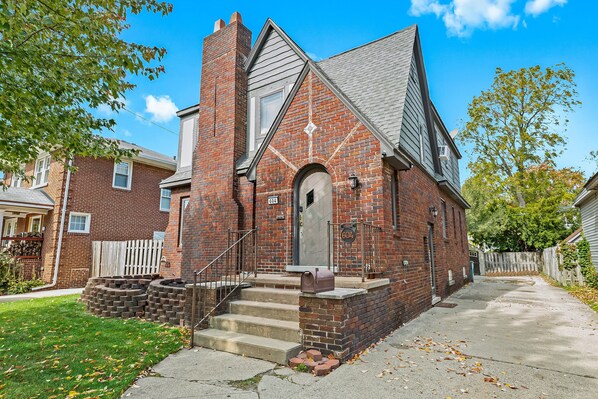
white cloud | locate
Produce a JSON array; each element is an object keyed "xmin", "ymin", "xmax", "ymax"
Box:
[
  {"xmin": 410, "ymin": 0, "xmax": 566, "ymax": 36},
  {"xmin": 144, "ymin": 95, "xmax": 178, "ymax": 123},
  {"xmin": 525, "ymin": 0, "xmax": 567, "ymax": 16},
  {"xmin": 306, "ymin": 52, "xmax": 322, "ymax": 61},
  {"xmin": 122, "ymin": 129, "xmax": 132, "ymax": 137}
]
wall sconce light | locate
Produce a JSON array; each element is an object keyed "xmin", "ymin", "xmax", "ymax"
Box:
[
  {"xmin": 429, "ymin": 206, "xmax": 438, "ymax": 219},
  {"xmin": 349, "ymin": 173, "xmax": 359, "ymax": 189}
]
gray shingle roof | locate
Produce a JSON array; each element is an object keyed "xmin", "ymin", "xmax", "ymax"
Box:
[
  {"xmin": 160, "ymin": 169, "xmax": 192, "ymax": 188},
  {"xmin": 0, "ymin": 187, "xmax": 54, "ymax": 207},
  {"xmin": 317, "ymin": 25, "xmax": 417, "ymax": 149},
  {"xmin": 118, "ymin": 140, "xmax": 176, "ymax": 167}
]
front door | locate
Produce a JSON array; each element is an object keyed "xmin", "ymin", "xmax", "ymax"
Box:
[{"xmin": 297, "ymin": 168, "xmax": 332, "ymax": 267}]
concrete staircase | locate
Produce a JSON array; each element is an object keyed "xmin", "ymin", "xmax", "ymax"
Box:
[{"xmin": 193, "ymin": 287, "xmax": 303, "ymax": 364}]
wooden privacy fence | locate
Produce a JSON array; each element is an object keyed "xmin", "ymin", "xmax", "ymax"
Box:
[
  {"xmin": 542, "ymin": 246, "xmax": 585, "ymax": 286},
  {"xmin": 481, "ymin": 252, "xmax": 541, "ymax": 275},
  {"xmin": 92, "ymin": 240, "xmax": 163, "ymax": 277}
]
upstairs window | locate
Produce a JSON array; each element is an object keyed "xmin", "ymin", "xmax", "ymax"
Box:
[
  {"xmin": 260, "ymin": 90, "xmax": 284, "ymax": 135},
  {"xmin": 160, "ymin": 189, "xmax": 172, "ymax": 211},
  {"xmin": 10, "ymin": 173, "xmax": 22, "ymax": 188},
  {"xmin": 113, "ymin": 161, "xmax": 132, "ymax": 190},
  {"xmin": 33, "ymin": 155, "xmax": 51, "ymax": 187}
]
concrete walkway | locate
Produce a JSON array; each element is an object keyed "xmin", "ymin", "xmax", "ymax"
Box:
[
  {"xmin": 0, "ymin": 288, "xmax": 83, "ymax": 303},
  {"xmin": 122, "ymin": 276, "xmax": 598, "ymax": 398}
]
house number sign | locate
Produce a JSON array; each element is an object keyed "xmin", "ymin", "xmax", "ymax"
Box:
[
  {"xmin": 340, "ymin": 223, "xmax": 357, "ymax": 244},
  {"xmin": 268, "ymin": 196, "xmax": 279, "ymax": 205}
]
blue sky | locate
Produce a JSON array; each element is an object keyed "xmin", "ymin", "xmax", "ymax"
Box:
[{"xmin": 110, "ymin": 0, "xmax": 597, "ymax": 181}]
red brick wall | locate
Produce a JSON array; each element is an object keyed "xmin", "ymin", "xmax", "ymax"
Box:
[
  {"xmin": 181, "ymin": 19, "xmax": 252, "ymax": 280},
  {"xmin": 253, "ymin": 69, "xmax": 470, "ymax": 324},
  {"xmin": 55, "ymin": 156, "xmax": 172, "ymax": 288},
  {"xmin": 161, "ymin": 185, "xmax": 190, "ymax": 278},
  {"xmin": 254, "ymin": 71, "xmax": 384, "ymax": 272}
]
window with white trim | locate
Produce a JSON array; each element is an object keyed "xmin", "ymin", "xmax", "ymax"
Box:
[
  {"xmin": 68, "ymin": 212, "xmax": 91, "ymax": 233},
  {"xmin": 33, "ymin": 155, "xmax": 51, "ymax": 187},
  {"xmin": 10, "ymin": 173, "xmax": 22, "ymax": 188},
  {"xmin": 160, "ymin": 188, "xmax": 172, "ymax": 211},
  {"xmin": 29, "ymin": 215, "xmax": 42, "ymax": 233},
  {"xmin": 260, "ymin": 90, "xmax": 284, "ymax": 135},
  {"xmin": 178, "ymin": 197, "xmax": 189, "ymax": 247},
  {"xmin": 113, "ymin": 161, "xmax": 132, "ymax": 190}
]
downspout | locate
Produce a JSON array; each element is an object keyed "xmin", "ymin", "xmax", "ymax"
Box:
[{"xmin": 33, "ymin": 159, "xmax": 72, "ymax": 290}]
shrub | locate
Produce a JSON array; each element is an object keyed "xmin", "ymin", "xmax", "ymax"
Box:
[
  {"xmin": 577, "ymin": 238, "xmax": 598, "ymax": 289},
  {"xmin": 0, "ymin": 253, "xmax": 44, "ymax": 295}
]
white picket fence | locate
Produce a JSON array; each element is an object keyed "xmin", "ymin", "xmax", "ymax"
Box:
[
  {"xmin": 481, "ymin": 252, "xmax": 541, "ymax": 275},
  {"xmin": 542, "ymin": 246, "xmax": 585, "ymax": 286},
  {"xmin": 91, "ymin": 240, "xmax": 163, "ymax": 277}
]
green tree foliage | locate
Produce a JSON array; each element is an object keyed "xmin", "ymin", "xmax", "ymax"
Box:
[
  {"xmin": 461, "ymin": 64, "xmax": 580, "ymax": 207},
  {"xmin": 0, "ymin": 0, "xmax": 172, "ymax": 184},
  {"xmin": 461, "ymin": 64, "xmax": 584, "ymax": 251}
]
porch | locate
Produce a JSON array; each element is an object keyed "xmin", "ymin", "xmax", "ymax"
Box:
[{"xmin": 0, "ymin": 187, "xmax": 53, "ymax": 280}]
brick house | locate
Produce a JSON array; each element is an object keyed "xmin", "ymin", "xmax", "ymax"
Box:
[
  {"xmin": 159, "ymin": 13, "xmax": 470, "ymax": 361},
  {"xmin": 1, "ymin": 141, "xmax": 176, "ymax": 288}
]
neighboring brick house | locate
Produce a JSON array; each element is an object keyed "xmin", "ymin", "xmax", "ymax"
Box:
[
  {"xmin": 1, "ymin": 141, "xmax": 176, "ymax": 288},
  {"xmin": 159, "ymin": 13, "xmax": 470, "ymax": 359}
]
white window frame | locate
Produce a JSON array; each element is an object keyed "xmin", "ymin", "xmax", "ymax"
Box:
[
  {"xmin": 160, "ymin": 188, "xmax": 172, "ymax": 212},
  {"xmin": 178, "ymin": 197, "xmax": 190, "ymax": 247},
  {"xmin": 259, "ymin": 89, "xmax": 284, "ymax": 136},
  {"xmin": 10, "ymin": 173, "xmax": 22, "ymax": 188},
  {"xmin": 68, "ymin": 212, "xmax": 91, "ymax": 234},
  {"xmin": 112, "ymin": 160, "xmax": 133, "ymax": 190},
  {"xmin": 32, "ymin": 155, "xmax": 51, "ymax": 188},
  {"xmin": 29, "ymin": 215, "xmax": 42, "ymax": 233}
]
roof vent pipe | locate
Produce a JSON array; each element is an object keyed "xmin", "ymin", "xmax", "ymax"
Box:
[{"xmin": 214, "ymin": 19, "xmax": 226, "ymax": 32}]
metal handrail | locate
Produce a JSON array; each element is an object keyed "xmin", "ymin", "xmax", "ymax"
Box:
[{"xmin": 190, "ymin": 229, "xmax": 257, "ymax": 347}]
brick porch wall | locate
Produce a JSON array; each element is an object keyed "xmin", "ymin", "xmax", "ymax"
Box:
[{"xmin": 161, "ymin": 185, "xmax": 191, "ymax": 278}]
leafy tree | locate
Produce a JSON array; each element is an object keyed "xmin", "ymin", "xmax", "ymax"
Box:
[
  {"xmin": 460, "ymin": 64, "xmax": 580, "ymax": 207},
  {"xmin": 0, "ymin": 0, "xmax": 172, "ymax": 185},
  {"xmin": 463, "ymin": 165, "xmax": 584, "ymax": 251}
]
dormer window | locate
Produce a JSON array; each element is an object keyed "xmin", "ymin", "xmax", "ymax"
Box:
[{"xmin": 260, "ymin": 90, "xmax": 284, "ymax": 136}]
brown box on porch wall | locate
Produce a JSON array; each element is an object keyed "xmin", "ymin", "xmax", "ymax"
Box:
[{"xmin": 300, "ymin": 268, "xmax": 335, "ymax": 293}]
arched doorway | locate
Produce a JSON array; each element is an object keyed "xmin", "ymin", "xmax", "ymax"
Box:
[{"xmin": 291, "ymin": 165, "xmax": 333, "ymax": 269}]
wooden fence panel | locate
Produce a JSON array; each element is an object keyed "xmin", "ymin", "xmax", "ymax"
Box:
[
  {"xmin": 482, "ymin": 251, "xmax": 540, "ymax": 276},
  {"xmin": 91, "ymin": 240, "xmax": 163, "ymax": 277},
  {"xmin": 542, "ymin": 246, "xmax": 585, "ymax": 286}
]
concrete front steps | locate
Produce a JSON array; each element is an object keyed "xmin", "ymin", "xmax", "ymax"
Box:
[{"xmin": 193, "ymin": 287, "xmax": 303, "ymax": 364}]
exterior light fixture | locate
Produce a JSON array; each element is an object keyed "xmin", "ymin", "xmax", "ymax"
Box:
[
  {"xmin": 429, "ymin": 206, "xmax": 438, "ymax": 219},
  {"xmin": 349, "ymin": 173, "xmax": 359, "ymax": 189}
]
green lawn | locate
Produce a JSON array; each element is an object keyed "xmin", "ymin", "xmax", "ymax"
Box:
[{"xmin": 0, "ymin": 295, "xmax": 188, "ymax": 399}]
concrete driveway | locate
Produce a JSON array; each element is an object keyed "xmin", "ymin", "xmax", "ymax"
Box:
[{"xmin": 122, "ymin": 276, "xmax": 598, "ymax": 398}]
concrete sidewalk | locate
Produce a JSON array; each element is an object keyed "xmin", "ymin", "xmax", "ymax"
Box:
[
  {"xmin": 122, "ymin": 276, "xmax": 598, "ymax": 398},
  {"xmin": 0, "ymin": 288, "xmax": 83, "ymax": 303}
]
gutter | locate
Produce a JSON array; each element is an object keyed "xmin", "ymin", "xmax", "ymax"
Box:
[{"xmin": 32, "ymin": 159, "xmax": 72, "ymax": 290}]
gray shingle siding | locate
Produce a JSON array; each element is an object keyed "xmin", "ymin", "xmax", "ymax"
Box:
[
  {"xmin": 580, "ymin": 191, "xmax": 598, "ymax": 265},
  {"xmin": 400, "ymin": 54, "xmax": 434, "ymax": 174},
  {"xmin": 247, "ymin": 29, "xmax": 304, "ymax": 93}
]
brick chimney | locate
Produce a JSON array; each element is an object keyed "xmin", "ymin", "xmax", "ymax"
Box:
[{"xmin": 181, "ymin": 13, "xmax": 252, "ymax": 280}]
